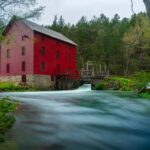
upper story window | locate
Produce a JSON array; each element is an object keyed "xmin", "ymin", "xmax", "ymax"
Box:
[
  {"xmin": 22, "ymin": 61, "xmax": 26, "ymax": 72},
  {"xmin": 56, "ymin": 51, "xmax": 60, "ymax": 60},
  {"xmin": 41, "ymin": 61, "xmax": 45, "ymax": 71},
  {"xmin": 69, "ymin": 45, "xmax": 72, "ymax": 50},
  {"xmin": 69, "ymin": 54, "xmax": 71, "ymax": 60},
  {"xmin": 40, "ymin": 46, "xmax": 45, "ymax": 56},
  {"xmin": 56, "ymin": 41, "xmax": 60, "ymax": 45},
  {"xmin": 6, "ymin": 64, "xmax": 10, "ymax": 73},
  {"xmin": 56, "ymin": 64, "xmax": 60, "ymax": 72},
  {"xmin": 22, "ymin": 35, "xmax": 29, "ymax": 41},
  {"xmin": 22, "ymin": 36, "xmax": 25, "ymax": 41},
  {"xmin": 41, "ymin": 35, "xmax": 45, "ymax": 41},
  {"xmin": 7, "ymin": 49, "xmax": 10, "ymax": 58},
  {"xmin": 22, "ymin": 46, "xmax": 25, "ymax": 56}
]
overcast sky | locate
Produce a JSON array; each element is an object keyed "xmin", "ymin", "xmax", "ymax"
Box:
[{"xmin": 35, "ymin": 0, "xmax": 146, "ymax": 25}]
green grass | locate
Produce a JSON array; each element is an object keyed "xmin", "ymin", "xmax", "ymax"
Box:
[
  {"xmin": 0, "ymin": 141, "xmax": 18, "ymax": 150},
  {"xmin": 0, "ymin": 97, "xmax": 17, "ymax": 142},
  {"xmin": 0, "ymin": 82, "xmax": 34, "ymax": 92}
]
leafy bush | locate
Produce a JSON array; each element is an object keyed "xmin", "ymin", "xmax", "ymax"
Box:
[
  {"xmin": 94, "ymin": 72, "xmax": 150, "ymax": 93},
  {"xmin": 94, "ymin": 76, "xmax": 135, "ymax": 91},
  {"xmin": 131, "ymin": 72, "xmax": 150, "ymax": 91},
  {"xmin": 94, "ymin": 83, "xmax": 105, "ymax": 90},
  {"xmin": 138, "ymin": 93, "xmax": 150, "ymax": 100}
]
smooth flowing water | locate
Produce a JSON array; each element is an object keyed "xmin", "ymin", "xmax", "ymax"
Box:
[{"xmin": 0, "ymin": 84, "xmax": 150, "ymax": 150}]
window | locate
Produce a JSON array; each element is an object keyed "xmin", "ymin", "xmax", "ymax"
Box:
[
  {"xmin": 69, "ymin": 55, "xmax": 71, "ymax": 60},
  {"xmin": 22, "ymin": 46, "xmax": 25, "ymax": 56},
  {"xmin": 22, "ymin": 75, "xmax": 26, "ymax": 83},
  {"xmin": 22, "ymin": 36, "xmax": 25, "ymax": 41},
  {"xmin": 56, "ymin": 64, "xmax": 60, "ymax": 73},
  {"xmin": 41, "ymin": 35, "xmax": 45, "ymax": 41},
  {"xmin": 22, "ymin": 61, "xmax": 26, "ymax": 72},
  {"xmin": 56, "ymin": 51, "xmax": 60, "ymax": 60},
  {"xmin": 69, "ymin": 45, "xmax": 72, "ymax": 50},
  {"xmin": 22, "ymin": 35, "xmax": 29, "ymax": 41},
  {"xmin": 7, "ymin": 49, "xmax": 10, "ymax": 58},
  {"xmin": 41, "ymin": 61, "xmax": 45, "ymax": 71},
  {"xmin": 51, "ymin": 76, "xmax": 55, "ymax": 82},
  {"xmin": 56, "ymin": 41, "xmax": 60, "ymax": 45},
  {"xmin": 6, "ymin": 64, "xmax": 10, "ymax": 73},
  {"xmin": 40, "ymin": 47, "xmax": 45, "ymax": 56}
]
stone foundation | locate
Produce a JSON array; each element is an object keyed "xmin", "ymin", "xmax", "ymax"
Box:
[
  {"xmin": 27, "ymin": 75, "xmax": 53, "ymax": 89},
  {"xmin": 0, "ymin": 75, "xmax": 54, "ymax": 89},
  {"xmin": 0, "ymin": 75, "xmax": 21, "ymax": 85}
]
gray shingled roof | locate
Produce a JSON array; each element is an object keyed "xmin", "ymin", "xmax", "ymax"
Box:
[{"xmin": 21, "ymin": 20, "xmax": 77, "ymax": 46}]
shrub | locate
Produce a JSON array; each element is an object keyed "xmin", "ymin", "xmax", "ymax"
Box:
[
  {"xmin": 94, "ymin": 76, "xmax": 135, "ymax": 91},
  {"xmin": 138, "ymin": 92, "xmax": 150, "ymax": 100},
  {"xmin": 0, "ymin": 98, "xmax": 17, "ymax": 143},
  {"xmin": 94, "ymin": 72, "xmax": 150, "ymax": 93}
]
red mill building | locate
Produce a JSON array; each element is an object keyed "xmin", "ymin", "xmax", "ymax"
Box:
[{"xmin": 0, "ymin": 19, "xmax": 80, "ymax": 89}]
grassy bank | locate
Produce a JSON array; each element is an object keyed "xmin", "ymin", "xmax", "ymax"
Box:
[
  {"xmin": 94, "ymin": 72, "xmax": 150, "ymax": 100},
  {"xmin": 0, "ymin": 97, "xmax": 17, "ymax": 142},
  {"xmin": 0, "ymin": 82, "xmax": 35, "ymax": 92}
]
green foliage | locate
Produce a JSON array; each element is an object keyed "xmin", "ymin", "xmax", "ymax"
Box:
[
  {"xmin": 131, "ymin": 72, "xmax": 150, "ymax": 90},
  {"xmin": 138, "ymin": 92, "xmax": 150, "ymax": 100},
  {"xmin": 0, "ymin": 98, "xmax": 17, "ymax": 142},
  {"xmin": 0, "ymin": 82, "xmax": 32, "ymax": 92},
  {"xmin": 47, "ymin": 13, "xmax": 150, "ymax": 74},
  {"xmin": 94, "ymin": 83, "xmax": 105, "ymax": 90},
  {"xmin": 94, "ymin": 72, "xmax": 150, "ymax": 99},
  {"xmin": 94, "ymin": 76, "xmax": 135, "ymax": 91}
]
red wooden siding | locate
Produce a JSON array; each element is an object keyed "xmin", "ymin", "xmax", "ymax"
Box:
[
  {"xmin": 33, "ymin": 31, "xmax": 78, "ymax": 78},
  {"xmin": 0, "ymin": 21, "xmax": 34, "ymax": 76}
]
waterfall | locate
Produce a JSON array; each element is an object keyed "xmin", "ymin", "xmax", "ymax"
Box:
[{"xmin": 76, "ymin": 84, "xmax": 92, "ymax": 91}]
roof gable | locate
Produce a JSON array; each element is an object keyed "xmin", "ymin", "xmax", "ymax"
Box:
[{"xmin": 21, "ymin": 20, "xmax": 77, "ymax": 46}]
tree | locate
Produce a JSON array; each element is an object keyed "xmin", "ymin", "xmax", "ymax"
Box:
[
  {"xmin": 0, "ymin": 0, "xmax": 44, "ymax": 27},
  {"xmin": 48, "ymin": 13, "xmax": 149, "ymax": 75},
  {"xmin": 122, "ymin": 14, "xmax": 150, "ymax": 75}
]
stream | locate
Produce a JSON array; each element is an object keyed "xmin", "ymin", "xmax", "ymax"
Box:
[{"xmin": 0, "ymin": 84, "xmax": 150, "ymax": 150}]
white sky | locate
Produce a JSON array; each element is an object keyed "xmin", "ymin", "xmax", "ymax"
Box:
[{"xmin": 34, "ymin": 0, "xmax": 146, "ymax": 25}]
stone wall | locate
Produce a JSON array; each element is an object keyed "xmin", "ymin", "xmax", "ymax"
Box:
[
  {"xmin": 0, "ymin": 76, "xmax": 21, "ymax": 85},
  {"xmin": 0, "ymin": 75, "xmax": 54, "ymax": 89},
  {"xmin": 27, "ymin": 75, "xmax": 53, "ymax": 89}
]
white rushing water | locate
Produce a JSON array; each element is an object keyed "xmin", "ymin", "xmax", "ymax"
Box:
[{"xmin": 75, "ymin": 84, "xmax": 92, "ymax": 92}]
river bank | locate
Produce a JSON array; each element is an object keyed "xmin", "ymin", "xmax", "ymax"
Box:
[
  {"xmin": 94, "ymin": 72, "xmax": 150, "ymax": 100},
  {"xmin": 0, "ymin": 97, "xmax": 18, "ymax": 143}
]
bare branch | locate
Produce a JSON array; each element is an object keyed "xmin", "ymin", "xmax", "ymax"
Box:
[
  {"xmin": 0, "ymin": 0, "xmax": 44, "ymax": 25},
  {"xmin": 131, "ymin": 0, "xmax": 135, "ymax": 15}
]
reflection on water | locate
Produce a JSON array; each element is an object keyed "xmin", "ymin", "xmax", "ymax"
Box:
[{"xmin": 0, "ymin": 85, "xmax": 150, "ymax": 150}]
